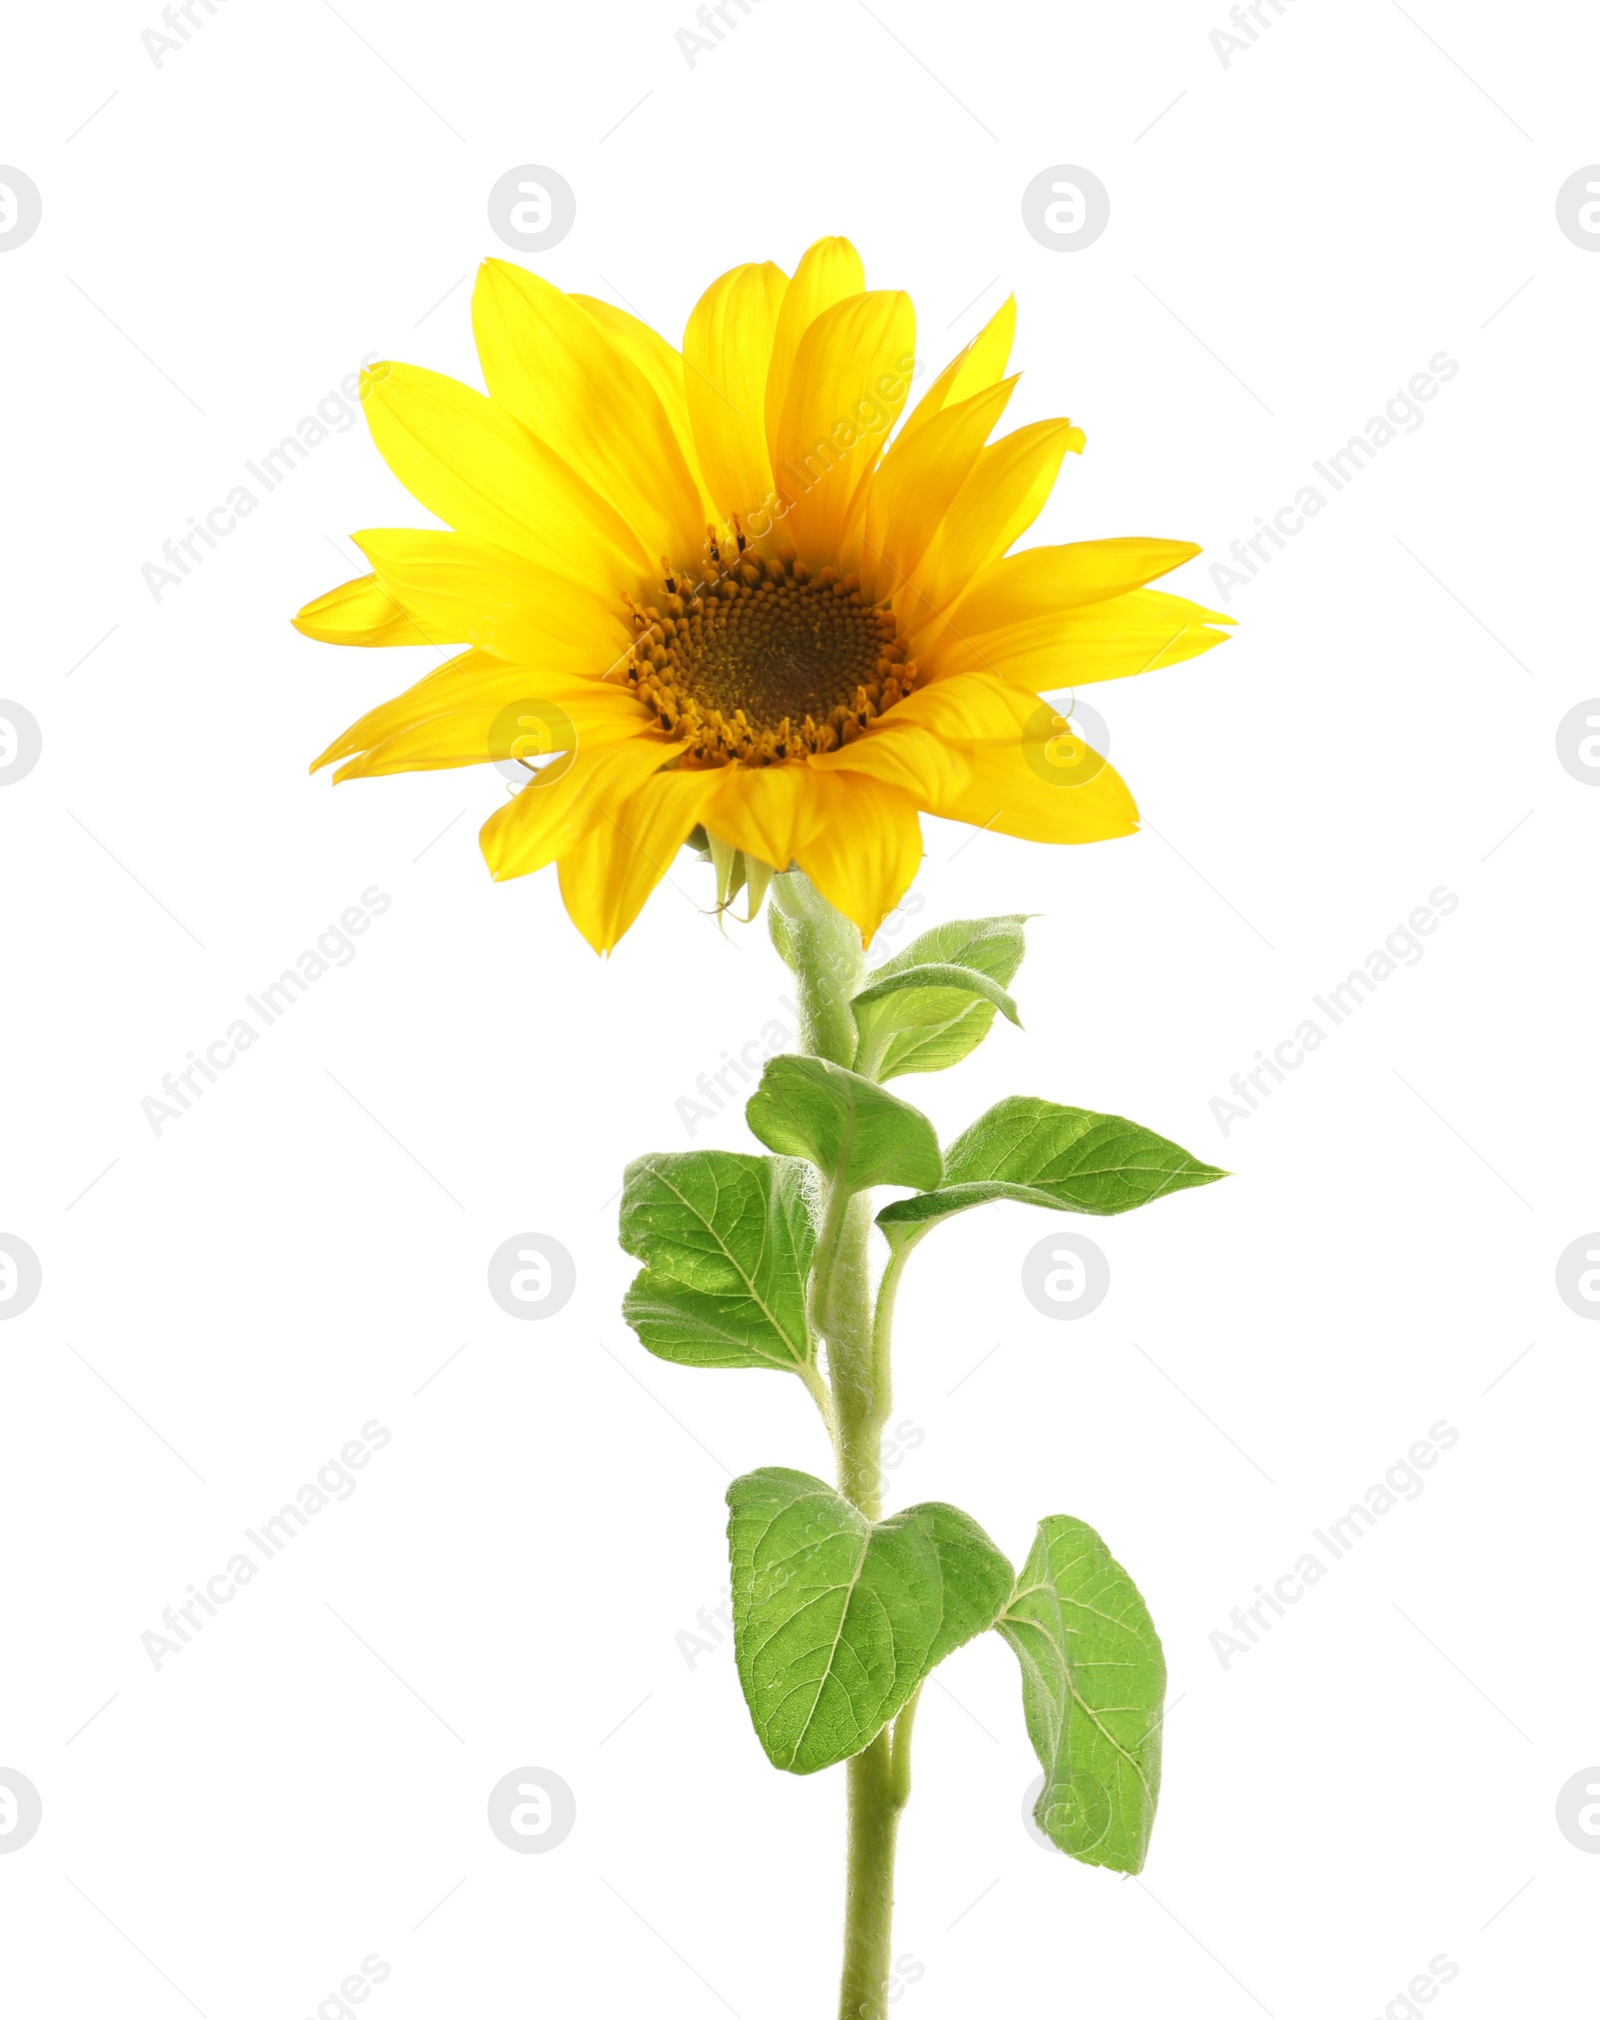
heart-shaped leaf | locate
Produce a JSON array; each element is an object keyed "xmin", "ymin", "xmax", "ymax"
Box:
[
  {"xmin": 998, "ymin": 1515, "xmax": 1166, "ymax": 1873},
  {"xmin": 878, "ymin": 1097, "xmax": 1225, "ymax": 1237},
  {"xmin": 746, "ymin": 1055, "xmax": 942, "ymax": 1194},
  {"xmin": 726, "ymin": 1467, "xmax": 1013, "ymax": 1774},
  {"xmin": 619, "ymin": 1152, "xmax": 814, "ymax": 1373}
]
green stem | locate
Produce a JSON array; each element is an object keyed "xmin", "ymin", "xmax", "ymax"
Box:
[
  {"xmin": 838, "ymin": 1686, "xmax": 921, "ymax": 2019},
  {"xmin": 820, "ymin": 1186, "xmax": 880, "ymax": 1515},
  {"xmin": 772, "ymin": 870, "xmax": 911, "ymax": 2020},
  {"xmin": 889, "ymin": 1685, "xmax": 922, "ymax": 1805},
  {"xmin": 771, "ymin": 871, "xmax": 864, "ymax": 1068}
]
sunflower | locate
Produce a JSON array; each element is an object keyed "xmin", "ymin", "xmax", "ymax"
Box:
[{"xmin": 296, "ymin": 237, "xmax": 1230, "ymax": 952}]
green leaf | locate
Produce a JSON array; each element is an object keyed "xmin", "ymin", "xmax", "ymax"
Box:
[
  {"xmin": 619, "ymin": 1152, "xmax": 814, "ymax": 1373},
  {"xmin": 726, "ymin": 1467, "xmax": 1014, "ymax": 1774},
  {"xmin": 851, "ymin": 961, "xmax": 1020, "ymax": 1077},
  {"xmin": 997, "ymin": 1516, "xmax": 1166, "ymax": 1873},
  {"xmin": 746, "ymin": 1054, "xmax": 942, "ymax": 1193},
  {"xmin": 877, "ymin": 1097, "xmax": 1226, "ymax": 1236},
  {"xmin": 864, "ymin": 915, "xmax": 1029, "ymax": 1078}
]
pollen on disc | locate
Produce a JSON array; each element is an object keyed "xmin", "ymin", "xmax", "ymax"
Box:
[{"xmin": 620, "ymin": 547, "xmax": 917, "ymax": 768}]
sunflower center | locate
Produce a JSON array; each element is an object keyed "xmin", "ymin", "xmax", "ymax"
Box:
[{"xmin": 616, "ymin": 543, "xmax": 919, "ymax": 766}]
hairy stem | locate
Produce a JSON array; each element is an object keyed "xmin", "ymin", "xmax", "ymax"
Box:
[
  {"xmin": 771, "ymin": 872, "xmax": 864, "ymax": 1068},
  {"xmin": 838, "ymin": 1686, "xmax": 921, "ymax": 2018},
  {"xmin": 773, "ymin": 871, "xmax": 910, "ymax": 2020},
  {"xmin": 822, "ymin": 1187, "xmax": 881, "ymax": 1516}
]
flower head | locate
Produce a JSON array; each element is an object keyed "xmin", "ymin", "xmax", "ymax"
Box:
[{"xmin": 298, "ymin": 238, "xmax": 1230, "ymax": 951}]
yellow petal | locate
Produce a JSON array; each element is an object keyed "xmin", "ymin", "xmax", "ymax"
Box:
[
  {"xmin": 558, "ymin": 768, "xmax": 725, "ymax": 954},
  {"xmin": 480, "ymin": 733, "xmax": 681, "ymax": 881},
  {"xmin": 897, "ymin": 294, "xmax": 1017, "ymax": 444},
  {"xmin": 807, "ymin": 718, "xmax": 972, "ymax": 806},
  {"xmin": 472, "ymin": 260, "xmax": 706, "ymax": 564},
  {"xmin": 682, "ymin": 259, "xmax": 788, "ymax": 534},
  {"xmin": 351, "ymin": 528, "xmax": 628, "ymax": 668},
  {"xmin": 569, "ymin": 292, "xmax": 712, "ymax": 513},
  {"xmin": 792, "ymin": 773, "xmax": 923, "ymax": 944},
  {"xmin": 315, "ymin": 647, "xmax": 488, "ymax": 771},
  {"xmin": 772, "ymin": 291, "xmax": 916, "ymax": 565},
  {"xmin": 930, "ymin": 733, "xmax": 1138, "ymax": 844},
  {"xmin": 905, "ymin": 419, "xmax": 1083, "ymax": 632},
  {"xmin": 891, "ymin": 672, "xmax": 1039, "ymax": 740},
  {"xmin": 763, "ymin": 237, "xmax": 866, "ymax": 458},
  {"xmin": 293, "ymin": 573, "xmax": 435, "ymax": 647},
  {"xmin": 860, "ymin": 377, "xmax": 1016, "ymax": 596},
  {"xmin": 934, "ymin": 586, "xmax": 1233, "ymax": 686},
  {"xmin": 334, "ymin": 687, "xmax": 647, "ymax": 782},
  {"xmin": 313, "ymin": 655, "xmax": 644, "ymax": 774},
  {"xmin": 703, "ymin": 763, "xmax": 827, "ymax": 872},
  {"xmin": 362, "ymin": 361, "xmax": 649, "ymax": 585},
  {"xmin": 945, "ymin": 538, "xmax": 1203, "ymax": 636},
  {"xmin": 946, "ymin": 295, "xmax": 1018, "ymax": 407}
]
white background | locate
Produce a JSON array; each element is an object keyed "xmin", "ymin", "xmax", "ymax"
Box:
[{"xmin": 2, "ymin": 1, "xmax": 1597, "ymax": 2014}]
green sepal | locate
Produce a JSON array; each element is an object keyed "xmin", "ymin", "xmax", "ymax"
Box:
[
  {"xmin": 709, "ymin": 833, "xmax": 746, "ymax": 911},
  {"xmin": 877, "ymin": 1097, "xmax": 1225, "ymax": 1238},
  {"xmin": 859, "ymin": 915, "xmax": 1029, "ymax": 1078},
  {"xmin": 708, "ymin": 837, "xmax": 774, "ymax": 923},
  {"xmin": 619, "ymin": 1151, "xmax": 814, "ymax": 1373},
  {"xmin": 746, "ymin": 1054, "xmax": 942, "ymax": 1194},
  {"xmin": 726, "ymin": 1467, "xmax": 1014, "ymax": 1774},
  {"xmin": 997, "ymin": 1515, "xmax": 1166, "ymax": 1873}
]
